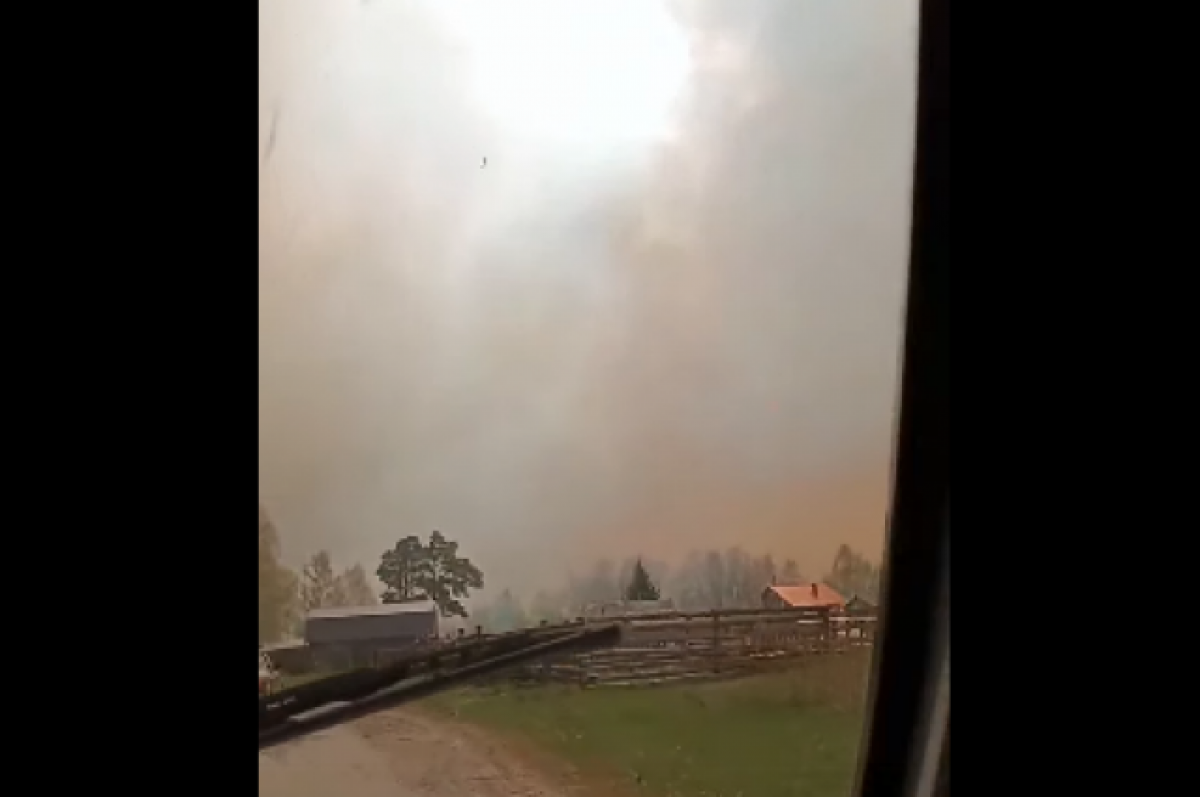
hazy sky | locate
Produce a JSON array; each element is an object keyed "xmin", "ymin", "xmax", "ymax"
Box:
[{"xmin": 258, "ymin": 0, "xmax": 918, "ymax": 594}]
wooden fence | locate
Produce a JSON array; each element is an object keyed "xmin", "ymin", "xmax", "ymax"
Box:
[{"xmin": 514, "ymin": 607, "xmax": 877, "ymax": 688}]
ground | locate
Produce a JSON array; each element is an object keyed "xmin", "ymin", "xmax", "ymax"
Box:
[
  {"xmin": 259, "ymin": 652, "xmax": 869, "ymax": 797},
  {"xmin": 258, "ymin": 706, "xmax": 600, "ymax": 797}
]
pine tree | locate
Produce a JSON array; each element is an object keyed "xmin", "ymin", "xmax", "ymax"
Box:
[
  {"xmin": 377, "ymin": 531, "xmax": 484, "ymax": 617},
  {"xmin": 624, "ymin": 557, "xmax": 661, "ymax": 601}
]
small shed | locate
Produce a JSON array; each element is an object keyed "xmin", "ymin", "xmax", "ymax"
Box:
[
  {"xmin": 761, "ymin": 583, "xmax": 846, "ymax": 611},
  {"xmin": 845, "ymin": 594, "xmax": 878, "ymax": 616},
  {"xmin": 304, "ymin": 602, "xmax": 439, "ymax": 669}
]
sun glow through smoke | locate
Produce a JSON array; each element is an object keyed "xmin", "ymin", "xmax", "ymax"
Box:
[{"xmin": 427, "ymin": 0, "xmax": 692, "ymax": 147}]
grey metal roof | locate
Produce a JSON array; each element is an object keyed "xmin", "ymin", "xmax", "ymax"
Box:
[
  {"xmin": 306, "ymin": 601, "xmax": 438, "ymax": 620},
  {"xmin": 304, "ymin": 603, "xmax": 439, "ymax": 645}
]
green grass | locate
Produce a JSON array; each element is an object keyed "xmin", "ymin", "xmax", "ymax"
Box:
[{"xmin": 426, "ymin": 650, "xmax": 873, "ymax": 797}]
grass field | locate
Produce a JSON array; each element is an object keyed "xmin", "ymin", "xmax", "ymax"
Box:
[{"xmin": 427, "ymin": 649, "xmax": 873, "ymax": 797}]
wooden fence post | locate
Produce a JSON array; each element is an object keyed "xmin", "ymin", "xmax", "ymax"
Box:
[{"xmin": 712, "ymin": 610, "xmax": 721, "ymax": 673}]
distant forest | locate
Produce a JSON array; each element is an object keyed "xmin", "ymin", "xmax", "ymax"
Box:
[
  {"xmin": 469, "ymin": 543, "xmax": 882, "ymax": 633},
  {"xmin": 260, "ymin": 504, "xmax": 882, "ymax": 642}
]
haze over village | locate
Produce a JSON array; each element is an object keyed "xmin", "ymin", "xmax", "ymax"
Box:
[{"xmin": 259, "ymin": 0, "xmax": 912, "ymax": 617}]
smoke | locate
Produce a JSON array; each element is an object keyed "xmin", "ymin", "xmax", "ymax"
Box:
[{"xmin": 259, "ymin": 0, "xmax": 918, "ymax": 592}]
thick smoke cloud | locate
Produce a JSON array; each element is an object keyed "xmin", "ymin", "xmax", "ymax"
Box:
[{"xmin": 259, "ymin": 0, "xmax": 918, "ymax": 592}]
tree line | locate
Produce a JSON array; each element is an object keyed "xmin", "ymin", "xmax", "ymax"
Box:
[
  {"xmin": 259, "ymin": 506, "xmax": 487, "ymax": 642},
  {"xmin": 470, "ymin": 544, "xmax": 882, "ymax": 634},
  {"xmin": 259, "ymin": 506, "xmax": 299, "ymax": 642},
  {"xmin": 258, "ymin": 509, "xmax": 382, "ymax": 642},
  {"xmin": 261, "ymin": 503, "xmax": 882, "ymax": 642}
]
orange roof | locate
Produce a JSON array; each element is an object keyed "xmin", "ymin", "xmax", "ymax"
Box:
[{"xmin": 765, "ymin": 583, "xmax": 846, "ymax": 608}]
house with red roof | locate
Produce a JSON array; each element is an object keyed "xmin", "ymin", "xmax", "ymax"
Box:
[{"xmin": 761, "ymin": 582, "xmax": 846, "ymax": 611}]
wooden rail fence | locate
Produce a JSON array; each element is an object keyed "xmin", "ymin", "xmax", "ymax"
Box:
[{"xmin": 511, "ymin": 607, "xmax": 877, "ymax": 688}]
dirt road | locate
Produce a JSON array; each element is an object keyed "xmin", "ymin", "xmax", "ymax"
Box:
[{"xmin": 258, "ymin": 707, "xmax": 595, "ymax": 797}]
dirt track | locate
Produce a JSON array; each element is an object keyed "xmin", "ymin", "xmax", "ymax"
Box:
[{"xmin": 258, "ymin": 707, "xmax": 593, "ymax": 797}]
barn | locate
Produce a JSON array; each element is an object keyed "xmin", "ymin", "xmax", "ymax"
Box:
[
  {"xmin": 761, "ymin": 583, "xmax": 846, "ymax": 611},
  {"xmin": 304, "ymin": 602, "xmax": 439, "ymax": 669}
]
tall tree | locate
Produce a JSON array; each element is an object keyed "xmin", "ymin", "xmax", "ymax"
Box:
[
  {"xmin": 301, "ymin": 550, "xmax": 346, "ymax": 610},
  {"xmin": 732, "ymin": 552, "xmax": 778, "ymax": 603},
  {"xmin": 668, "ymin": 549, "xmax": 786, "ymax": 609},
  {"xmin": 340, "ymin": 563, "xmax": 379, "ymax": 606},
  {"xmin": 377, "ymin": 531, "xmax": 484, "ymax": 618},
  {"xmin": 377, "ymin": 535, "xmax": 429, "ymax": 603},
  {"xmin": 703, "ymin": 549, "xmax": 727, "ymax": 608},
  {"xmin": 417, "ymin": 530, "xmax": 484, "ymax": 618},
  {"xmin": 780, "ymin": 558, "xmax": 804, "ymax": 585},
  {"xmin": 624, "ymin": 558, "xmax": 661, "ymax": 601},
  {"xmin": 618, "ymin": 556, "xmax": 670, "ymax": 600},
  {"xmin": 258, "ymin": 505, "xmax": 298, "ymax": 642},
  {"xmin": 825, "ymin": 544, "xmax": 880, "ymax": 599},
  {"xmin": 723, "ymin": 547, "xmax": 764, "ymax": 607},
  {"xmin": 758, "ymin": 553, "xmax": 778, "ymax": 582},
  {"xmin": 669, "ymin": 550, "xmax": 709, "ymax": 609}
]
